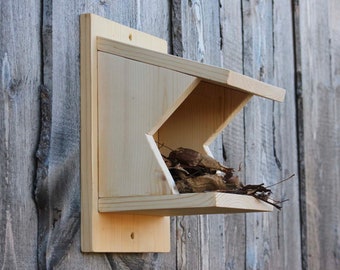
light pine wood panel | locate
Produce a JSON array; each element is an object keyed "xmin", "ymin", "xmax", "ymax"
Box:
[
  {"xmin": 99, "ymin": 193, "xmax": 272, "ymax": 215},
  {"xmin": 81, "ymin": 14, "xmax": 173, "ymax": 253},
  {"xmin": 97, "ymin": 52, "xmax": 197, "ymax": 197},
  {"xmin": 126, "ymin": 19, "xmax": 176, "ymax": 270},
  {"xmin": 0, "ymin": 1, "xmax": 40, "ymax": 269},
  {"xmin": 97, "ymin": 37, "xmax": 285, "ymax": 102},
  {"xmin": 96, "ymin": 32, "xmax": 270, "ymax": 217},
  {"xmin": 158, "ymin": 82, "xmax": 251, "ymax": 156},
  {"xmin": 298, "ymin": 0, "xmax": 340, "ymax": 269}
]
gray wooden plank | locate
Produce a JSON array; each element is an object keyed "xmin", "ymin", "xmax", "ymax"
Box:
[
  {"xmin": 179, "ymin": 0, "xmax": 221, "ymax": 65},
  {"xmin": 176, "ymin": 215, "xmax": 201, "ymax": 270},
  {"xmin": 298, "ymin": 0, "xmax": 340, "ymax": 269},
  {"xmin": 172, "ymin": 1, "xmax": 249, "ymax": 269},
  {"xmin": 219, "ymin": 1, "xmax": 247, "ymax": 269},
  {"xmin": 242, "ymin": 1, "xmax": 284, "ymax": 269},
  {"xmin": 329, "ymin": 2, "xmax": 340, "ymax": 267},
  {"xmin": 139, "ymin": 0, "xmax": 172, "ymax": 50},
  {"xmin": 292, "ymin": 0, "xmax": 307, "ymax": 268},
  {"xmin": 0, "ymin": 1, "xmax": 41, "ymax": 269},
  {"xmin": 272, "ymin": 0, "xmax": 302, "ymax": 269}
]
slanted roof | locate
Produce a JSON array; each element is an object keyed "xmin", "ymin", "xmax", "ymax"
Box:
[{"xmin": 97, "ymin": 36, "xmax": 286, "ymax": 102}]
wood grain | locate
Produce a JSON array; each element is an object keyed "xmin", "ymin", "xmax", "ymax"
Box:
[
  {"xmin": 298, "ymin": 0, "xmax": 340, "ymax": 269},
  {"xmin": 219, "ymin": 1, "xmax": 247, "ymax": 268},
  {"xmin": 94, "ymin": 15, "xmax": 276, "ymax": 252},
  {"xmin": 99, "ymin": 193, "xmax": 272, "ymax": 215},
  {"xmin": 0, "ymin": 1, "xmax": 40, "ymax": 269},
  {"xmin": 97, "ymin": 37, "xmax": 286, "ymax": 102},
  {"xmin": 157, "ymin": 82, "xmax": 251, "ymax": 156},
  {"xmin": 0, "ymin": 0, "xmax": 338, "ymax": 269},
  {"xmin": 81, "ymin": 14, "xmax": 172, "ymax": 252},
  {"xmin": 38, "ymin": 1, "xmax": 174, "ymax": 267},
  {"xmin": 171, "ymin": 2, "xmax": 224, "ymax": 269},
  {"xmin": 272, "ymin": 0, "xmax": 302, "ymax": 269},
  {"xmin": 242, "ymin": 1, "xmax": 283, "ymax": 269},
  {"xmin": 97, "ymin": 52, "xmax": 197, "ymax": 197}
]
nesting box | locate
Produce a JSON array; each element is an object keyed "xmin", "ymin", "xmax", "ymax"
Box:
[{"xmin": 80, "ymin": 14, "xmax": 285, "ymax": 252}]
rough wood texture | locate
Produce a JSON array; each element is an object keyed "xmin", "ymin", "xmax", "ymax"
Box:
[
  {"xmin": 171, "ymin": 2, "xmax": 229, "ymax": 269},
  {"xmin": 0, "ymin": 1, "xmax": 40, "ymax": 269},
  {"xmin": 243, "ymin": 1, "xmax": 283, "ymax": 269},
  {"xmin": 272, "ymin": 1, "xmax": 302, "ymax": 269},
  {"xmin": 242, "ymin": 1, "xmax": 301, "ymax": 269},
  {"xmin": 218, "ymin": 1, "xmax": 247, "ymax": 269},
  {"xmin": 297, "ymin": 0, "xmax": 340, "ymax": 269},
  {"xmin": 0, "ymin": 0, "xmax": 339, "ymax": 269}
]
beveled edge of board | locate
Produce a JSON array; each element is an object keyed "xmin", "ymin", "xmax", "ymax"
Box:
[
  {"xmin": 98, "ymin": 192, "xmax": 273, "ymax": 216},
  {"xmin": 97, "ymin": 36, "xmax": 286, "ymax": 102}
]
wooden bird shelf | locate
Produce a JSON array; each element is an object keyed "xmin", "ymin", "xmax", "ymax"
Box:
[{"xmin": 80, "ymin": 14, "xmax": 286, "ymax": 253}]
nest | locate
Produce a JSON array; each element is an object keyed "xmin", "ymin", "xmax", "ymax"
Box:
[{"xmin": 163, "ymin": 147, "xmax": 293, "ymax": 210}]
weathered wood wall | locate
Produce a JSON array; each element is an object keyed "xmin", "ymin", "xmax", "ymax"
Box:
[
  {"xmin": 0, "ymin": 0, "xmax": 339, "ymax": 269},
  {"xmin": 296, "ymin": 1, "xmax": 340, "ymax": 269},
  {"xmin": 0, "ymin": 1, "xmax": 40, "ymax": 269}
]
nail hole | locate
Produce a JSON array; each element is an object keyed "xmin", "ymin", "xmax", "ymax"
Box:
[
  {"xmin": 128, "ymin": 33, "xmax": 133, "ymax": 40},
  {"xmin": 130, "ymin": 232, "xmax": 135, "ymax": 239}
]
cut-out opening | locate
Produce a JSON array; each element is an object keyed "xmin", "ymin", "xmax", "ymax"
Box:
[
  {"xmin": 153, "ymin": 80, "xmax": 251, "ymax": 161},
  {"xmin": 151, "ymin": 81, "xmax": 252, "ymax": 194}
]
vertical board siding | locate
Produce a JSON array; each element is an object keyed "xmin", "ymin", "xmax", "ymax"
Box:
[
  {"xmin": 0, "ymin": 0, "xmax": 339, "ymax": 269},
  {"xmin": 0, "ymin": 1, "xmax": 41, "ymax": 269},
  {"xmin": 242, "ymin": 0, "xmax": 301, "ymax": 269},
  {"xmin": 242, "ymin": 1, "xmax": 281, "ymax": 269},
  {"xmin": 172, "ymin": 1, "xmax": 233, "ymax": 269},
  {"xmin": 272, "ymin": 0, "xmax": 301, "ymax": 269},
  {"xmin": 219, "ymin": 1, "xmax": 247, "ymax": 269},
  {"xmin": 298, "ymin": 0, "xmax": 340, "ymax": 269}
]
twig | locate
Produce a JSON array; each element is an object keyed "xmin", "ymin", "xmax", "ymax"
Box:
[
  {"xmin": 253, "ymin": 195, "xmax": 282, "ymax": 210},
  {"xmin": 266, "ymin": 174, "xmax": 295, "ymax": 188}
]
